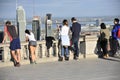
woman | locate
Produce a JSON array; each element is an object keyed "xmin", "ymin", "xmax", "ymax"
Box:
[
  {"xmin": 25, "ymin": 29, "xmax": 37, "ymax": 64},
  {"xmin": 59, "ymin": 19, "xmax": 70, "ymax": 61},
  {"xmin": 100, "ymin": 23, "xmax": 110, "ymax": 58}
]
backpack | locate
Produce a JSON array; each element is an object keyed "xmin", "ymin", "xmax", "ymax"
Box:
[
  {"xmin": 117, "ymin": 26, "xmax": 120, "ymax": 38},
  {"xmin": 6, "ymin": 25, "xmax": 18, "ymax": 39}
]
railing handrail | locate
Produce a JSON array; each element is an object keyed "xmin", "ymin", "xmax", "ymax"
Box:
[{"xmin": 0, "ymin": 36, "xmax": 86, "ymax": 62}]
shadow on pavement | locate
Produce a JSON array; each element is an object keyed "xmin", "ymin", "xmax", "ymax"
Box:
[{"xmin": 99, "ymin": 57, "xmax": 120, "ymax": 62}]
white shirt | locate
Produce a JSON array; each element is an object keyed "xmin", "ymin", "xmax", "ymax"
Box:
[
  {"xmin": 25, "ymin": 32, "xmax": 36, "ymax": 41},
  {"xmin": 61, "ymin": 25, "xmax": 69, "ymax": 35},
  {"xmin": 60, "ymin": 25, "xmax": 70, "ymax": 46}
]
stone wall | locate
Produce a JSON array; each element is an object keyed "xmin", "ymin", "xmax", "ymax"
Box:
[{"xmin": 0, "ymin": 35, "xmax": 98, "ymax": 62}]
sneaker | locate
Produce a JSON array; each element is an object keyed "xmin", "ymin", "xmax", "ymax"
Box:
[
  {"xmin": 34, "ymin": 61, "xmax": 37, "ymax": 64},
  {"xmin": 15, "ymin": 62, "xmax": 21, "ymax": 67},
  {"xmin": 73, "ymin": 56, "xmax": 78, "ymax": 60},
  {"xmin": 30, "ymin": 61, "xmax": 34, "ymax": 64},
  {"xmin": 65, "ymin": 57, "xmax": 69, "ymax": 61},
  {"xmin": 58, "ymin": 57, "xmax": 63, "ymax": 61},
  {"xmin": 106, "ymin": 54, "xmax": 109, "ymax": 57},
  {"xmin": 103, "ymin": 55, "xmax": 107, "ymax": 58},
  {"xmin": 30, "ymin": 61, "xmax": 37, "ymax": 64}
]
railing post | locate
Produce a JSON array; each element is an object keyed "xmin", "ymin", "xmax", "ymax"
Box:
[
  {"xmin": 80, "ymin": 35, "xmax": 86, "ymax": 58},
  {"xmin": 20, "ymin": 43, "xmax": 29, "ymax": 60},
  {"xmin": 41, "ymin": 42, "xmax": 46, "ymax": 57},
  {"xmin": 53, "ymin": 41, "xmax": 58, "ymax": 57},
  {"xmin": 20, "ymin": 45, "xmax": 24, "ymax": 60},
  {"xmin": 2, "ymin": 46, "xmax": 10, "ymax": 62},
  {"xmin": 83, "ymin": 35, "xmax": 86, "ymax": 58},
  {"xmin": 38, "ymin": 44, "xmax": 42, "ymax": 58},
  {"xmin": 24, "ymin": 45, "xmax": 29, "ymax": 60}
]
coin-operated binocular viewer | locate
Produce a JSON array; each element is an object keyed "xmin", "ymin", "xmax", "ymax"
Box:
[
  {"xmin": 45, "ymin": 14, "xmax": 55, "ymax": 57},
  {"xmin": 45, "ymin": 14, "xmax": 53, "ymax": 37}
]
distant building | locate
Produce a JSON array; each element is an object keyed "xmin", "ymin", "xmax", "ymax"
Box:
[
  {"xmin": 45, "ymin": 14, "xmax": 53, "ymax": 37},
  {"xmin": 16, "ymin": 6, "xmax": 26, "ymax": 41},
  {"xmin": 96, "ymin": 19, "xmax": 101, "ymax": 27},
  {"xmin": 32, "ymin": 16, "xmax": 41, "ymax": 40}
]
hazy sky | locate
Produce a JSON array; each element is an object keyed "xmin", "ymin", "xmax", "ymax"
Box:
[{"xmin": 0, "ymin": 0, "xmax": 120, "ymax": 19}]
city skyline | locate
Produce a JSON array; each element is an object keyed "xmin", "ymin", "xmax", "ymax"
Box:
[{"xmin": 0, "ymin": 0, "xmax": 120, "ymax": 19}]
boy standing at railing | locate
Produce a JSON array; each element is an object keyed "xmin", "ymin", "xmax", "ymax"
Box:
[{"xmin": 2, "ymin": 21, "xmax": 21, "ymax": 67}]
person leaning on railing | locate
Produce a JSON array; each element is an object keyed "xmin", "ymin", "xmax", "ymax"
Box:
[
  {"xmin": 2, "ymin": 21, "xmax": 21, "ymax": 67},
  {"xmin": 25, "ymin": 29, "xmax": 37, "ymax": 64}
]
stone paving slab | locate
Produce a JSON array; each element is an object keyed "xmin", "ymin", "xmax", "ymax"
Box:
[
  {"xmin": 0, "ymin": 56, "xmax": 120, "ymax": 80},
  {"xmin": 0, "ymin": 54, "xmax": 97, "ymax": 68}
]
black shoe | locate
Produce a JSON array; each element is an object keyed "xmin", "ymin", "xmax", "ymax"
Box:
[
  {"xmin": 73, "ymin": 56, "xmax": 78, "ymax": 60},
  {"xmin": 34, "ymin": 61, "xmax": 37, "ymax": 64},
  {"xmin": 109, "ymin": 54, "xmax": 115, "ymax": 57},
  {"xmin": 46, "ymin": 54, "xmax": 50, "ymax": 57},
  {"xmin": 58, "ymin": 57, "xmax": 63, "ymax": 61},
  {"xmin": 65, "ymin": 57, "xmax": 69, "ymax": 61},
  {"xmin": 15, "ymin": 62, "xmax": 21, "ymax": 67},
  {"xmin": 30, "ymin": 61, "xmax": 37, "ymax": 64}
]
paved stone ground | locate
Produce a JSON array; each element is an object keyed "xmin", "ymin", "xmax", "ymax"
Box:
[{"xmin": 0, "ymin": 56, "xmax": 120, "ymax": 80}]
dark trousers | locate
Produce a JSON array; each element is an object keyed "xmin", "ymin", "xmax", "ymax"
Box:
[
  {"xmin": 100, "ymin": 39, "xmax": 108, "ymax": 56},
  {"xmin": 110, "ymin": 39, "xmax": 118, "ymax": 56},
  {"xmin": 72, "ymin": 37, "xmax": 79, "ymax": 57}
]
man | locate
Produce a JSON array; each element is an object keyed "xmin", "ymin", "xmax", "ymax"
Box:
[
  {"xmin": 111, "ymin": 18, "xmax": 120, "ymax": 57},
  {"xmin": 71, "ymin": 17, "xmax": 81, "ymax": 60},
  {"xmin": 2, "ymin": 21, "xmax": 21, "ymax": 67},
  {"xmin": 45, "ymin": 36, "xmax": 55, "ymax": 57}
]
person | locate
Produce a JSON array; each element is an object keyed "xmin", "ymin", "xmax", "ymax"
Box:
[
  {"xmin": 45, "ymin": 36, "xmax": 55, "ymax": 57},
  {"xmin": 111, "ymin": 18, "xmax": 120, "ymax": 56},
  {"xmin": 2, "ymin": 21, "xmax": 21, "ymax": 67},
  {"xmin": 59, "ymin": 19, "xmax": 70, "ymax": 61},
  {"xmin": 99, "ymin": 23, "xmax": 110, "ymax": 58},
  {"xmin": 71, "ymin": 17, "xmax": 81, "ymax": 60},
  {"xmin": 57, "ymin": 25, "xmax": 62, "ymax": 41},
  {"xmin": 25, "ymin": 29, "xmax": 37, "ymax": 64},
  {"xmin": 57, "ymin": 25, "xmax": 62, "ymax": 58}
]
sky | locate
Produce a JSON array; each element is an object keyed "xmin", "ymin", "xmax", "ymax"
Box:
[{"xmin": 0, "ymin": 0, "xmax": 120, "ymax": 19}]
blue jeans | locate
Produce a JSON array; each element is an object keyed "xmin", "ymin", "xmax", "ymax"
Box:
[
  {"xmin": 72, "ymin": 37, "xmax": 79, "ymax": 57},
  {"xmin": 61, "ymin": 46, "xmax": 69, "ymax": 57}
]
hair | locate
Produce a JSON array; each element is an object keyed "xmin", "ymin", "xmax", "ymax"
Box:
[
  {"xmin": 71, "ymin": 17, "xmax": 76, "ymax": 22},
  {"xmin": 5, "ymin": 21, "xmax": 11, "ymax": 25},
  {"xmin": 114, "ymin": 18, "xmax": 119, "ymax": 23},
  {"xmin": 63, "ymin": 19, "xmax": 68, "ymax": 26},
  {"xmin": 59, "ymin": 25, "xmax": 62, "ymax": 28},
  {"xmin": 25, "ymin": 29, "xmax": 30, "ymax": 35},
  {"xmin": 100, "ymin": 23, "xmax": 106, "ymax": 29}
]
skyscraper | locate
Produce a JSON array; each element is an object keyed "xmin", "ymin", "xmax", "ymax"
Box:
[
  {"xmin": 45, "ymin": 14, "xmax": 53, "ymax": 37},
  {"xmin": 32, "ymin": 16, "xmax": 41, "ymax": 40},
  {"xmin": 16, "ymin": 6, "xmax": 26, "ymax": 41}
]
